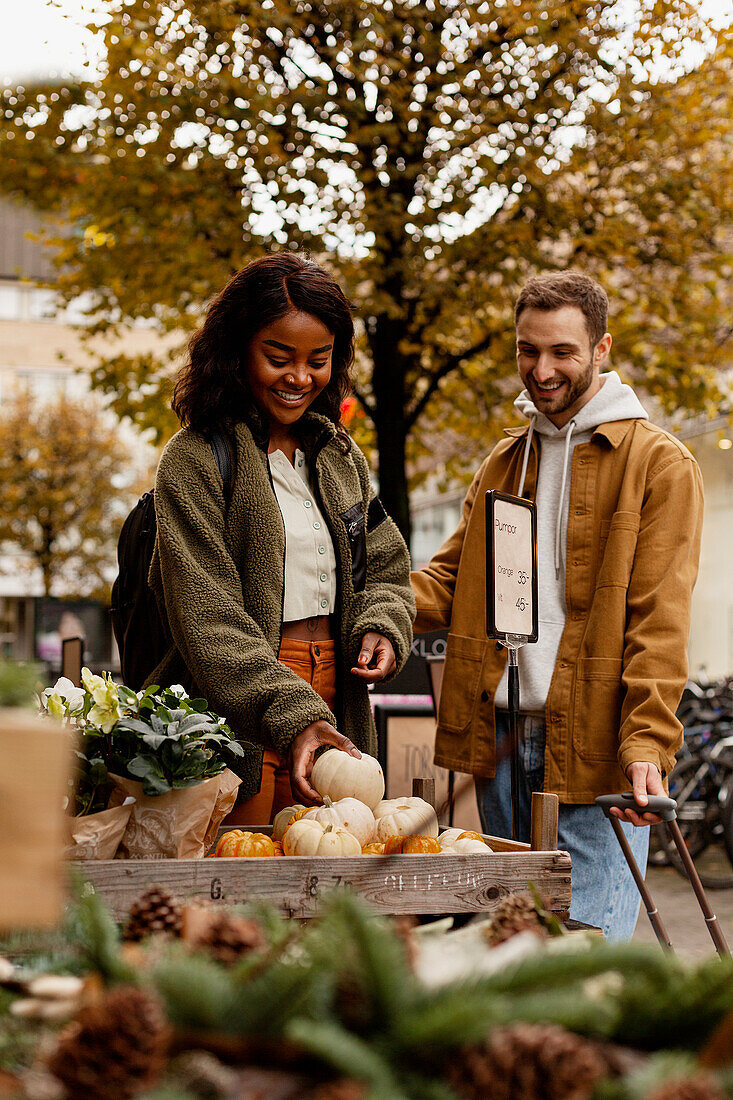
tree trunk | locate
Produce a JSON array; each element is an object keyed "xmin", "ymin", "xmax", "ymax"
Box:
[
  {"xmin": 367, "ymin": 314, "xmax": 412, "ymax": 549},
  {"xmin": 374, "ymin": 408, "xmax": 411, "ymax": 551}
]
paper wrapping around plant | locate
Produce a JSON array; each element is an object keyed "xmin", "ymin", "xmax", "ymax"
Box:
[
  {"xmin": 66, "ymin": 800, "xmax": 135, "ymax": 860},
  {"xmin": 0, "ymin": 709, "xmax": 72, "ymax": 932},
  {"xmin": 109, "ymin": 768, "xmax": 241, "ymax": 859}
]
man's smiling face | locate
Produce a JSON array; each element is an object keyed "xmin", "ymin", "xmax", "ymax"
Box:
[{"xmin": 516, "ymin": 305, "xmax": 612, "ymax": 428}]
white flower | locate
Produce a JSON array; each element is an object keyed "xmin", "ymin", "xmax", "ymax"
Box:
[
  {"xmin": 43, "ymin": 692, "xmax": 67, "ymax": 720},
  {"xmin": 166, "ymin": 684, "xmax": 187, "ymax": 698},
  {"xmin": 41, "ymin": 676, "xmax": 85, "ymax": 717},
  {"xmin": 81, "ymin": 667, "xmax": 121, "ymax": 733}
]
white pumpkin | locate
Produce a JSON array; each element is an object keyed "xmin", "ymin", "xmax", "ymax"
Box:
[
  {"xmin": 271, "ymin": 803, "xmax": 306, "ymax": 842},
  {"xmin": 437, "ymin": 828, "xmax": 465, "ymax": 849},
  {"xmin": 302, "ymin": 796, "xmax": 376, "ymax": 847},
  {"xmin": 373, "ymin": 797, "xmax": 439, "ymax": 841},
  {"xmin": 440, "ymin": 837, "xmax": 491, "ymax": 855},
  {"xmin": 283, "ymin": 819, "xmax": 362, "ymax": 857},
  {"xmin": 310, "ymin": 749, "xmax": 385, "ymax": 810}
]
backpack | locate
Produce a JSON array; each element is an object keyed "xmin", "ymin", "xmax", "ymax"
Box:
[{"xmin": 110, "ymin": 430, "xmax": 233, "ymax": 690}]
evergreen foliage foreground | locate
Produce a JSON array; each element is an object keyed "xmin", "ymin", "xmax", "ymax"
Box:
[{"xmin": 2, "ymin": 888, "xmax": 733, "ymax": 1097}]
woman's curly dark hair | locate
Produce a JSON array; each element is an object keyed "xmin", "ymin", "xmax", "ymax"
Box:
[{"xmin": 172, "ymin": 253, "xmax": 355, "ymax": 442}]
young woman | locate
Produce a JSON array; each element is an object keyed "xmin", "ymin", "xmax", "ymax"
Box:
[{"xmin": 147, "ymin": 253, "xmax": 414, "ymax": 823}]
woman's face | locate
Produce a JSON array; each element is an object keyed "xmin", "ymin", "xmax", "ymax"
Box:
[{"xmin": 245, "ymin": 310, "xmax": 334, "ymax": 433}]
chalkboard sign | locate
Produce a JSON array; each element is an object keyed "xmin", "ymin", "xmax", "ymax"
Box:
[{"xmin": 485, "ymin": 490, "xmax": 538, "ymax": 643}]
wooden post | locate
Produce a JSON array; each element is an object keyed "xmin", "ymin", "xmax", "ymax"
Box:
[
  {"xmin": 530, "ymin": 791, "xmax": 559, "ymax": 851},
  {"xmin": 412, "ymin": 776, "xmax": 436, "ymax": 809},
  {"xmin": 61, "ymin": 636, "xmax": 84, "ymax": 687}
]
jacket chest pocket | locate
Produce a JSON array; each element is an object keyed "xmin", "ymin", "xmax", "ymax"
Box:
[
  {"xmin": 340, "ymin": 502, "xmax": 366, "ymax": 592},
  {"xmin": 596, "ymin": 511, "xmax": 640, "ymax": 590}
]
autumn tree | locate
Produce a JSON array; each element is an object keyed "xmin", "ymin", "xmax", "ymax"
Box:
[
  {"xmin": 0, "ymin": 389, "xmax": 142, "ymax": 597},
  {"xmin": 1, "ymin": 1, "xmax": 731, "ymax": 542}
]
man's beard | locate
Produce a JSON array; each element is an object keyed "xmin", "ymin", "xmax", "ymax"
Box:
[{"xmin": 530, "ymin": 356, "xmax": 595, "ymax": 415}]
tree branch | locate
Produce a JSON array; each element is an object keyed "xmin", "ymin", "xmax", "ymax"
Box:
[{"xmin": 406, "ymin": 332, "xmax": 496, "ymax": 430}]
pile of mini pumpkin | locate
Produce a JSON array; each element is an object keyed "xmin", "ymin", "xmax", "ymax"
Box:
[{"xmin": 213, "ymin": 749, "xmax": 494, "ymax": 858}]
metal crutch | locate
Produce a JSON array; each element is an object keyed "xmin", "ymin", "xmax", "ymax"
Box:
[{"xmin": 596, "ymin": 792, "xmax": 730, "ymax": 957}]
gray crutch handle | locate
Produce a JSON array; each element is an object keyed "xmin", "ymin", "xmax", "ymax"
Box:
[{"xmin": 595, "ymin": 792, "xmax": 677, "ymax": 821}]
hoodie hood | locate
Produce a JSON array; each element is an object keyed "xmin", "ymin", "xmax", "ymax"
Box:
[{"xmin": 514, "ymin": 370, "xmax": 648, "ymax": 436}]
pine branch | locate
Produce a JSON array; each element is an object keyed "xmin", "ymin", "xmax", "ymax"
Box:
[
  {"xmin": 287, "ymin": 1018, "xmax": 409, "ymax": 1098},
  {"xmin": 67, "ymin": 886, "xmax": 136, "ymax": 987},
  {"xmin": 152, "ymin": 951, "xmax": 235, "ymax": 1032}
]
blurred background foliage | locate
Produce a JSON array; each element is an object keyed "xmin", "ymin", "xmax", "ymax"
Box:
[
  {"xmin": 0, "ymin": 389, "xmax": 139, "ymax": 599},
  {"xmin": 0, "ymin": 0, "xmax": 731, "ymax": 540}
]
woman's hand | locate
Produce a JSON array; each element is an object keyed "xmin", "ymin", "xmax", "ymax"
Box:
[
  {"xmin": 350, "ymin": 632, "xmax": 396, "ymax": 683},
  {"xmin": 288, "ymin": 720, "xmax": 361, "ymax": 804}
]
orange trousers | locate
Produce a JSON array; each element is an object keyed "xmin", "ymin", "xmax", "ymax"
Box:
[{"xmin": 223, "ymin": 637, "xmax": 337, "ymax": 827}]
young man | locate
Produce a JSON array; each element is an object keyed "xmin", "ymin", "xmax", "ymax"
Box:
[{"xmin": 411, "ymin": 271, "xmax": 703, "ymax": 938}]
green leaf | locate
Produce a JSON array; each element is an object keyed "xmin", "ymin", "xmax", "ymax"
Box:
[
  {"xmin": 178, "ymin": 714, "xmax": 219, "ymax": 736},
  {"xmin": 115, "ymin": 716, "xmax": 155, "ymax": 737}
]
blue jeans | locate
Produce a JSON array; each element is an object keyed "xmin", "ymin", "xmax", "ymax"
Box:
[{"xmin": 475, "ymin": 712, "xmax": 649, "ymax": 941}]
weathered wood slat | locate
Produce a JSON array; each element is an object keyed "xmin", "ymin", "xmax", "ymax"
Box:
[
  {"xmin": 531, "ymin": 792, "xmax": 560, "ymax": 852},
  {"xmin": 72, "ymin": 851, "xmax": 571, "ymax": 920}
]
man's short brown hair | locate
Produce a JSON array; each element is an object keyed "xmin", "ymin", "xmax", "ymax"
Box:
[{"xmin": 515, "ymin": 272, "xmax": 608, "ymax": 348}]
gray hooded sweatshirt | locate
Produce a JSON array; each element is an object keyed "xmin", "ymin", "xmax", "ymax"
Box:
[{"xmin": 494, "ymin": 371, "xmax": 648, "ymax": 715}]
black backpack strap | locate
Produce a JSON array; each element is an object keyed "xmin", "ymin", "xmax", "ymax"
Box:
[{"xmin": 209, "ymin": 429, "xmax": 233, "ymax": 500}]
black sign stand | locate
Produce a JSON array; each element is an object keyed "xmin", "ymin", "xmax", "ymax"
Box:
[{"xmin": 485, "ymin": 491, "xmax": 538, "ymax": 840}]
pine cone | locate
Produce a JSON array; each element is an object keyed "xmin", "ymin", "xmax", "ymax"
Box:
[
  {"xmin": 483, "ymin": 892, "xmax": 549, "ymax": 947},
  {"xmin": 645, "ymin": 1079, "xmax": 724, "ymax": 1100},
  {"xmin": 332, "ymin": 976, "xmax": 373, "ymax": 1035},
  {"xmin": 448, "ymin": 1022, "xmax": 610, "ymax": 1100},
  {"xmin": 123, "ymin": 885, "xmax": 183, "ymax": 942},
  {"xmin": 188, "ymin": 912, "xmax": 266, "ymax": 966},
  {"xmin": 307, "ymin": 1080, "xmax": 367, "ymax": 1099},
  {"xmin": 46, "ymin": 986, "xmax": 169, "ymax": 1099}
]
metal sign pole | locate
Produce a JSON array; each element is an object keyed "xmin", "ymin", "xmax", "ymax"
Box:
[{"xmin": 507, "ymin": 647, "xmax": 521, "ymax": 842}]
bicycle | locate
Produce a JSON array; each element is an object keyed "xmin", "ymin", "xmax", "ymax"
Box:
[{"xmin": 654, "ymin": 732, "xmax": 733, "ymax": 889}]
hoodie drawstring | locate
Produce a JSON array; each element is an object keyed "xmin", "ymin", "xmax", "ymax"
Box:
[
  {"xmin": 516, "ymin": 413, "xmax": 577, "ymax": 579},
  {"xmin": 555, "ymin": 418, "xmax": 576, "ymax": 579},
  {"xmin": 517, "ymin": 416, "xmax": 536, "ymax": 498}
]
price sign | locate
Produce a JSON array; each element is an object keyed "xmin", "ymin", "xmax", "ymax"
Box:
[{"xmin": 485, "ymin": 490, "xmax": 538, "ymax": 642}]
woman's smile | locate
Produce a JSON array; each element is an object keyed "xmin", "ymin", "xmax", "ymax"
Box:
[{"xmin": 245, "ymin": 309, "xmax": 334, "ymax": 441}]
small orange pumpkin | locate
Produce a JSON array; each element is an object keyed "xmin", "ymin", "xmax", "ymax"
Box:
[
  {"xmin": 272, "ymin": 840, "xmax": 285, "ymax": 857},
  {"xmin": 384, "ymin": 834, "xmax": 441, "ymax": 854},
  {"xmin": 362, "ymin": 842, "xmax": 387, "ymax": 855},
  {"xmin": 214, "ymin": 830, "xmax": 246, "ymax": 857},
  {"xmin": 217, "ymin": 831, "xmax": 276, "ymax": 858}
]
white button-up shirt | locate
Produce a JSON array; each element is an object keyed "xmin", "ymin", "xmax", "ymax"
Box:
[{"xmin": 268, "ymin": 448, "xmax": 338, "ymax": 621}]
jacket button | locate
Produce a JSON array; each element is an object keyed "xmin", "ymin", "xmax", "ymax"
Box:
[
  {"xmin": 551, "ymin": 714, "xmax": 560, "ymax": 723},
  {"xmin": 480, "ymin": 691, "xmax": 489, "ymax": 702}
]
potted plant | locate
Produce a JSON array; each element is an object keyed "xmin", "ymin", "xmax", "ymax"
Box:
[{"xmin": 41, "ymin": 670, "xmax": 244, "ymax": 859}]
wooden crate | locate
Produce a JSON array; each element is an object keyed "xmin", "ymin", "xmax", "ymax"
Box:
[{"xmin": 72, "ymin": 786, "xmax": 571, "ymax": 921}]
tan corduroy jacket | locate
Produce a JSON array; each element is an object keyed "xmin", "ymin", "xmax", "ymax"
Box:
[{"xmin": 411, "ymin": 418, "xmax": 704, "ymax": 803}]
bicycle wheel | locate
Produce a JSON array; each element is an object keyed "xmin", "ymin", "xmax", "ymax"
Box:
[
  {"xmin": 660, "ymin": 753, "xmax": 733, "ymax": 889},
  {"xmin": 721, "ymin": 773, "xmax": 733, "ymax": 871}
]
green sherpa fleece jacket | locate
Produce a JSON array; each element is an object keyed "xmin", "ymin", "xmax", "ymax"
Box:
[{"xmin": 148, "ymin": 413, "xmax": 415, "ymax": 801}]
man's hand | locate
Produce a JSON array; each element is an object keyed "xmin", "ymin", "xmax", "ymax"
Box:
[
  {"xmin": 350, "ymin": 632, "xmax": 396, "ymax": 683},
  {"xmin": 610, "ymin": 761, "xmax": 665, "ymax": 826},
  {"xmin": 288, "ymin": 720, "xmax": 361, "ymax": 804}
]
